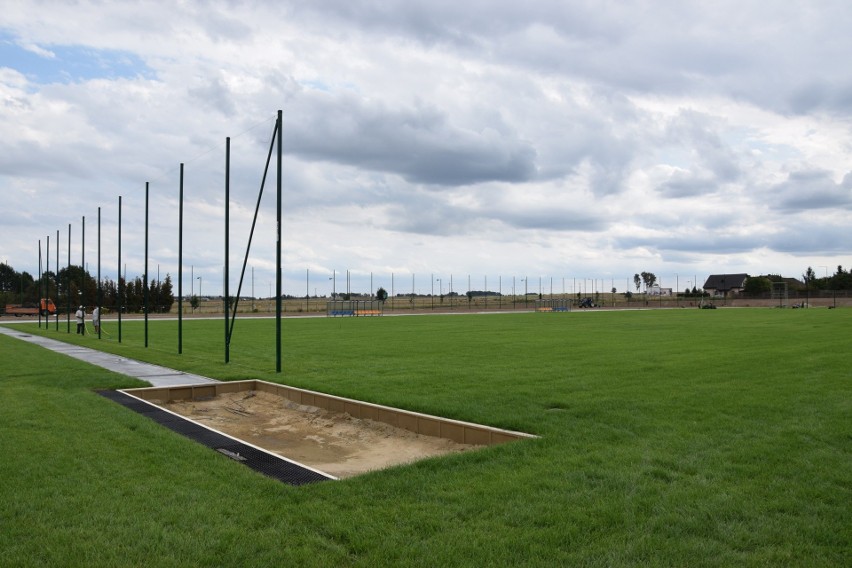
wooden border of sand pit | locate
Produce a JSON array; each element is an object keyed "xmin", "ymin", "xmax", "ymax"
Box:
[{"xmin": 121, "ymin": 379, "xmax": 536, "ymax": 447}]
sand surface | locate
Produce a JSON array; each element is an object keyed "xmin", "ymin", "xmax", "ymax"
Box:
[{"xmin": 161, "ymin": 390, "xmax": 479, "ymax": 478}]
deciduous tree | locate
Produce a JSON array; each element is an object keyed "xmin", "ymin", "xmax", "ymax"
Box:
[{"xmin": 376, "ymin": 287, "xmax": 388, "ymax": 303}]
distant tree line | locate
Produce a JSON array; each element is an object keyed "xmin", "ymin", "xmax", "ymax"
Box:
[
  {"xmin": 744, "ymin": 266, "xmax": 852, "ymax": 296},
  {"xmin": 467, "ymin": 290, "xmax": 502, "ymax": 297},
  {"xmin": 0, "ymin": 261, "xmax": 174, "ymax": 313},
  {"xmin": 804, "ymin": 265, "xmax": 852, "ymax": 290}
]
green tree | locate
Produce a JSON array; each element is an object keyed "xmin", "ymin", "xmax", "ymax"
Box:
[
  {"xmin": 640, "ymin": 271, "xmax": 657, "ymax": 291},
  {"xmin": 125, "ymin": 277, "xmax": 144, "ymax": 313},
  {"xmin": 743, "ymin": 276, "xmax": 772, "ymax": 296},
  {"xmin": 633, "ymin": 274, "xmax": 641, "ymax": 292},
  {"xmin": 376, "ymin": 287, "xmax": 388, "ymax": 303},
  {"xmin": 56, "ymin": 265, "xmax": 97, "ymax": 309},
  {"xmin": 35, "ymin": 271, "xmax": 59, "ymax": 301},
  {"xmin": 803, "ymin": 266, "xmax": 816, "ymax": 306},
  {"xmin": 0, "ymin": 262, "xmax": 24, "ymax": 307},
  {"xmin": 100, "ymin": 278, "xmax": 118, "ymax": 310},
  {"xmin": 830, "ymin": 265, "xmax": 852, "ymax": 290},
  {"xmin": 0, "ymin": 262, "xmax": 17, "ymax": 292},
  {"xmin": 145, "ymin": 277, "xmax": 175, "ymax": 312}
]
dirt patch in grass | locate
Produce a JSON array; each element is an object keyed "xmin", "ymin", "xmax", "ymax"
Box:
[{"xmin": 161, "ymin": 390, "xmax": 479, "ymax": 478}]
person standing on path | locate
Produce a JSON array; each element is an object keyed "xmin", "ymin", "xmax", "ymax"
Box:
[
  {"xmin": 75, "ymin": 305, "xmax": 85, "ymax": 335},
  {"xmin": 92, "ymin": 306, "xmax": 100, "ymax": 334}
]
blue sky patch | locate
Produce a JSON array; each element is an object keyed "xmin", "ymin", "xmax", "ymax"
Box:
[{"xmin": 0, "ymin": 33, "xmax": 153, "ymax": 84}]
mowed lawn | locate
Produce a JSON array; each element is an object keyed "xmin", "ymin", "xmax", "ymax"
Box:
[{"xmin": 1, "ymin": 308, "xmax": 849, "ymax": 566}]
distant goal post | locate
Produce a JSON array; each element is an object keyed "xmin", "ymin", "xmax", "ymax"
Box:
[{"xmin": 771, "ymin": 282, "xmax": 788, "ymax": 308}]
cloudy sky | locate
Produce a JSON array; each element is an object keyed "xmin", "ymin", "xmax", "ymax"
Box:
[{"xmin": 2, "ymin": 0, "xmax": 850, "ymax": 297}]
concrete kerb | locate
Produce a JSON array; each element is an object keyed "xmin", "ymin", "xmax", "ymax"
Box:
[{"xmin": 0, "ymin": 325, "xmax": 218, "ymax": 387}]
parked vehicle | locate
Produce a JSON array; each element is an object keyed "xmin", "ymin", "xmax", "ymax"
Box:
[{"xmin": 3, "ymin": 298, "xmax": 57, "ymax": 317}]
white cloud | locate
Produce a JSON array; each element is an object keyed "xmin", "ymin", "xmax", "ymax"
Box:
[
  {"xmin": 19, "ymin": 41, "xmax": 55, "ymax": 59},
  {"xmin": 1, "ymin": 0, "xmax": 851, "ymax": 294}
]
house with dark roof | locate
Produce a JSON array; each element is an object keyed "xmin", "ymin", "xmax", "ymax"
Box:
[{"xmin": 703, "ymin": 274, "xmax": 749, "ymax": 297}]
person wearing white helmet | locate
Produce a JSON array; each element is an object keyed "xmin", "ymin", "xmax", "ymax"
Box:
[{"xmin": 75, "ymin": 305, "xmax": 85, "ymax": 335}]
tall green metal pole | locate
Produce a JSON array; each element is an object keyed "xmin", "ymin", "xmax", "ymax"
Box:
[
  {"xmin": 178, "ymin": 164, "xmax": 183, "ymax": 354},
  {"xmin": 144, "ymin": 182, "xmax": 149, "ymax": 348},
  {"xmin": 38, "ymin": 240, "xmax": 42, "ymax": 329},
  {"xmin": 118, "ymin": 196, "xmax": 122, "ymax": 343},
  {"xmin": 45, "ymin": 235, "xmax": 49, "ymax": 326},
  {"xmin": 55, "ymin": 229, "xmax": 59, "ymax": 330},
  {"xmin": 276, "ymin": 110, "xmax": 282, "ymax": 373},
  {"xmin": 81, "ymin": 216, "xmax": 85, "ymax": 317},
  {"xmin": 67, "ymin": 224, "xmax": 71, "ymax": 333},
  {"xmin": 224, "ymin": 138, "xmax": 230, "ymax": 364},
  {"xmin": 97, "ymin": 207, "xmax": 102, "ymax": 339}
]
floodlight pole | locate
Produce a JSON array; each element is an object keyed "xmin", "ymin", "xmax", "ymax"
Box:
[{"xmin": 485, "ymin": 275, "xmax": 488, "ymax": 309}]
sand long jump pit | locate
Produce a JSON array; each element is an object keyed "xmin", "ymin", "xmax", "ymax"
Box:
[{"xmin": 108, "ymin": 380, "xmax": 534, "ymax": 485}]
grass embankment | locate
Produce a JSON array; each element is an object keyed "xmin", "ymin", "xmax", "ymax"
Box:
[{"xmin": 1, "ymin": 309, "xmax": 849, "ymax": 566}]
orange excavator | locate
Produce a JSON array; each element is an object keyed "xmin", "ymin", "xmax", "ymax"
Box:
[{"xmin": 3, "ymin": 298, "xmax": 57, "ymax": 317}]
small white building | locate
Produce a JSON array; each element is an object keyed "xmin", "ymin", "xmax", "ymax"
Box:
[{"xmin": 647, "ymin": 285, "xmax": 673, "ymax": 297}]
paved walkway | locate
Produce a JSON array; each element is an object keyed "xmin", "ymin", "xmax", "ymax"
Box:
[{"xmin": 0, "ymin": 324, "xmax": 218, "ymax": 387}]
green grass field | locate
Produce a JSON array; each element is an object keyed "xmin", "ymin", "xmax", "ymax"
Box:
[{"xmin": 1, "ymin": 309, "xmax": 849, "ymax": 566}]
